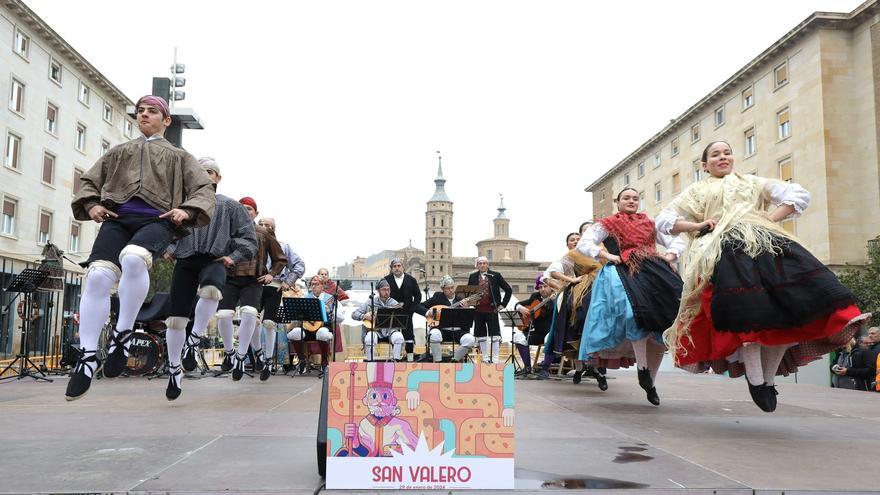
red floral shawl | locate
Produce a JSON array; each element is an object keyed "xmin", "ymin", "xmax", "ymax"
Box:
[{"xmin": 599, "ymin": 212, "xmax": 658, "ymax": 272}]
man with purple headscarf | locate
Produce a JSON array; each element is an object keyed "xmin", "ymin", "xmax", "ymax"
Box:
[{"xmin": 67, "ymin": 95, "xmax": 215, "ymax": 401}]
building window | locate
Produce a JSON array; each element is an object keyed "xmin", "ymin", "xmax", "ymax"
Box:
[
  {"xmin": 38, "ymin": 210, "xmax": 53, "ymax": 245},
  {"xmin": 42, "ymin": 152, "xmax": 55, "ymax": 185},
  {"xmin": 777, "ymin": 107, "xmax": 791, "ymax": 140},
  {"xmin": 4, "ymin": 132, "xmax": 21, "ymax": 170},
  {"xmin": 774, "ymin": 61, "xmax": 788, "ymax": 88},
  {"xmin": 1, "ymin": 198, "xmax": 16, "ymax": 235},
  {"xmin": 744, "ymin": 127, "xmax": 757, "ymax": 156},
  {"xmin": 124, "ymin": 120, "xmax": 133, "ymax": 138},
  {"xmin": 9, "ymin": 78, "xmax": 25, "ymax": 114},
  {"xmin": 653, "ymin": 152, "xmax": 661, "ymax": 168},
  {"xmin": 600, "ymin": 190, "xmax": 606, "ymax": 202},
  {"xmin": 46, "ymin": 103, "xmax": 58, "ymax": 134},
  {"xmin": 637, "ymin": 191, "xmax": 645, "ymax": 212},
  {"xmin": 637, "ymin": 161, "xmax": 645, "ymax": 178},
  {"xmin": 75, "ymin": 123, "xmax": 87, "ymax": 152},
  {"xmin": 692, "ymin": 159, "xmax": 701, "ymax": 182},
  {"xmin": 103, "ymin": 103, "xmax": 113, "ymax": 124},
  {"xmin": 671, "ymin": 137, "xmax": 680, "ymax": 157},
  {"xmin": 100, "ymin": 140, "xmax": 110, "ymax": 156},
  {"xmin": 778, "ymin": 156, "xmax": 793, "ymax": 183},
  {"xmin": 49, "ymin": 58, "xmax": 63, "ymax": 85},
  {"xmin": 73, "ymin": 168, "xmax": 83, "ymax": 195},
  {"xmin": 742, "ymin": 85, "xmax": 754, "ymax": 109},
  {"xmin": 623, "ymin": 172, "xmax": 630, "ymax": 186},
  {"xmin": 69, "ymin": 222, "xmax": 81, "ymax": 252},
  {"xmin": 487, "ymin": 249, "xmax": 493, "ymax": 260},
  {"xmin": 672, "ymin": 172, "xmax": 681, "ymax": 194},
  {"xmin": 691, "ymin": 123, "xmax": 700, "ymax": 143},
  {"xmin": 526, "ymin": 285, "xmax": 533, "ymax": 293},
  {"xmin": 78, "ymin": 81, "xmax": 90, "ymax": 106},
  {"xmin": 519, "ymin": 250, "xmax": 523, "ymax": 260},
  {"xmin": 714, "ymin": 106, "xmax": 725, "ymax": 127},
  {"xmin": 654, "ymin": 182, "xmax": 662, "ymax": 203},
  {"xmin": 440, "ymin": 218, "xmax": 444, "ymax": 227},
  {"xmin": 512, "ymin": 284, "xmax": 520, "ymax": 293},
  {"xmin": 440, "ymin": 241, "xmax": 444, "ymax": 252},
  {"xmin": 13, "ymin": 28, "xmax": 29, "ymax": 58}
]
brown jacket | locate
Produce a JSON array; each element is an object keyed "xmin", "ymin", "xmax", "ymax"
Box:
[
  {"xmin": 231, "ymin": 225, "xmax": 287, "ymax": 278},
  {"xmin": 71, "ymin": 136, "xmax": 215, "ymax": 235}
]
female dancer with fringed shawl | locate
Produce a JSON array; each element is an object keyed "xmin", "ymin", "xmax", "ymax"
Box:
[
  {"xmin": 537, "ymin": 228, "xmax": 605, "ymax": 386},
  {"xmin": 577, "ymin": 188, "xmax": 685, "ymax": 405},
  {"xmin": 656, "ymin": 141, "xmax": 870, "ymax": 412}
]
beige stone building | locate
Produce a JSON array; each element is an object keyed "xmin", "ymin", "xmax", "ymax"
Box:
[
  {"xmin": 338, "ymin": 163, "xmax": 549, "ymax": 299},
  {"xmin": 1, "ymin": 0, "xmax": 138, "ymax": 360},
  {"xmin": 586, "ymin": 0, "xmax": 880, "ymax": 269}
]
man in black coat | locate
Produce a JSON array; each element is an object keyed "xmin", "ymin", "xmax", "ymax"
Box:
[
  {"xmin": 467, "ymin": 256, "xmax": 512, "ymax": 363},
  {"xmin": 835, "ymin": 327, "xmax": 880, "ymax": 392},
  {"xmin": 383, "ymin": 258, "xmax": 422, "ymax": 361},
  {"xmin": 421, "ymin": 275, "xmax": 477, "ymax": 362}
]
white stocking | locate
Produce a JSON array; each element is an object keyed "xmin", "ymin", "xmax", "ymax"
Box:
[
  {"xmin": 760, "ymin": 343, "xmax": 792, "ymax": 386},
  {"xmin": 631, "ymin": 337, "xmax": 649, "ymax": 370},
  {"xmin": 217, "ymin": 316, "xmax": 235, "ymax": 353},
  {"xmin": 114, "ymin": 254, "xmax": 151, "ymax": 353},
  {"xmin": 78, "ymin": 266, "xmax": 117, "ymax": 353},
  {"xmin": 165, "ymin": 326, "xmax": 185, "ymax": 369},
  {"xmin": 236, "ymin": 312, "xmax": 258, "ymax": 358},
  {"xmin": 741, "ymin": 343, "xmax": 764, "ymax": 386},
  {"xmin": 647, "ymin": 345, "xmax": 665, "ymax": 382},
  {"xmin": 191, "ymin": 297, "xmax": 219, "ymax": 338}
]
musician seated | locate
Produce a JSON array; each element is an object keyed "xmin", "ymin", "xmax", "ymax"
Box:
[
  {"xmin": 512, "ymin": 277, "xmax": 555, "ymax": 374},
  {"xmin": 423, "ymin": 276, "xmax": 476, "ymax": 362},
  {"xmin": 351, "ymin": 279, "xmax": 403, "ymax": 361},
  {"xmin": 286, "ymin": 276, "xmax": 340, "ymax": 375}
]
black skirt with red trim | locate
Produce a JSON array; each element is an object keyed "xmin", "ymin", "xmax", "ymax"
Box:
[{"xmin": 677, "ymin": 235, "xmax": 866, "ymax": 377}]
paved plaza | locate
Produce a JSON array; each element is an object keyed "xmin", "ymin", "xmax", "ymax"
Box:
[{"xmin": 0, "ymin": 367, "xmax": 878, "ymax": 494}]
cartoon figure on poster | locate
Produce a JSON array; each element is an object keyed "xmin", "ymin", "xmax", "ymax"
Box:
[{"xmin": 338, "ymin": 362, "xmax": 418, "ymax": 457}]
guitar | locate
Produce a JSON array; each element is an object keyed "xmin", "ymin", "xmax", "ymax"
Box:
[
  {"xmin": 517, "ymin": 294, "xmax": 556, "ymax": 331},
  {"xmin": 425, "ymin": 292, "xmax": 484, "ymax": 328},
  {"xmin": 361, "ymin": 303, "xmax": 404, "ymax": 330},
  {"xmin": 302, "ymin": 320, "xmax": 325, "ymax": 332}
]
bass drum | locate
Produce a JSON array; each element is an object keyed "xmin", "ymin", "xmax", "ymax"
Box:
[{"xmin": 127, "ymin": 332, "xmax": 163, "ymax": 375}]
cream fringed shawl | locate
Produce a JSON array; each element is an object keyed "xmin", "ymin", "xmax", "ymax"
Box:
[{"xmin": 663, "ymin": 172, "xmax": 799, "ymax": 360}]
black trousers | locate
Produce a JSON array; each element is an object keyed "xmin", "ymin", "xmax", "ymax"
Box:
[{"xmin": 168, "ymin": 254, "xmax": 227, "ymax": 317}]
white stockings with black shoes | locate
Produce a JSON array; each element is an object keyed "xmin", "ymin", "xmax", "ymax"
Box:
[
  {"xmin": 257, "ymin": 320, "xmax": 277, "ymax": 381},
  {"xmin": 632, "ymin": 336, "xmax": 663, "ymax": 406},
  {"xmin": 105, "ymin": 246, "xmax": 153, "ymax": 378},
  {"xmin": 165, "ymin": 316, "xmax": 187, "ymax": 399},
  {"xmin": 216, "ymin": 309, "xmax": 236, "ymax": 372},
  {"xmin": 183, "ymin": 286, "xmax": 222, "ymax": 372},
  {"xmin": 478, "ymin": 336, "xmax": 502, "ymax": 363},
  {"xmin": 741, "ymin": 342, "xmax": 792, "ymax": 412},
  {"xmin": 65, "ymin": 262, "xmax": 119, "ymax": 400},
  {"xmin": 232, "ymin": 306, "xmax": 259, "ymax": 381}
]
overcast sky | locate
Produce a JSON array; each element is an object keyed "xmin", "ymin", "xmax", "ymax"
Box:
[{"xmin": 27, "ymin": 0, "xmax": 863, "ymax": 275}]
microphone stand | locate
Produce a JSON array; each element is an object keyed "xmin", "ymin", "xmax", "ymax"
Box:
[
  {"xmin": 329, "ymin": 278, "xmax": 340, "ymax": 363},
  {"xmin": 484, "ymin": 272, "xmax": 499, "ymax": 364},
  {"xmin": 368, "ymin": 282, "xmax": 375, "ymax": 361},
  {"xmin": 420, "ymin": 270, "xmax": 430, "ymax": 362}
]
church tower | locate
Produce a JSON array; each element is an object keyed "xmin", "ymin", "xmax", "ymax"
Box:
[{"xmin": 425, "ymin": 154, "xmax": 453, "ymax": 286}]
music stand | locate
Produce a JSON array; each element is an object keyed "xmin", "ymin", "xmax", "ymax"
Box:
[
  {"xmin": 499, "ymin": 310, "xmax": 526, "ymax": 373},
  {"xmin": 437, "ymin": 308, "xmax": 476, "ymax": 362},
  {"xmin": 367, "ymin": 308, "xmax": 408, "ymax": 361},
  {"xmin": 455, "ymin": 285, "xmax": 482, "ymax": 299},
  {"xmin": 279, "ymin": 297, "xmax": 326, "ymax": 375},
  {"xmin": 0, "ymin": 268, "xmax": 52, "ymax": 383}
]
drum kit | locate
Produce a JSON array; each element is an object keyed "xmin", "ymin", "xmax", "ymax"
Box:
[{"xmin": 97, "ymin": 293, "xmax": 172, "ymax": 378}]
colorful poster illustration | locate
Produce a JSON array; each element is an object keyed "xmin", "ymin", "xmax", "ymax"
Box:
[{"xmin": 325, "ymin": 362, "xmax": 515, "ymax": 490}]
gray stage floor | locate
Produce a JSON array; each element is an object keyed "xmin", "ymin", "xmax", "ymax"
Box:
[{"xmin": 0, "ymin": 367, "xmax": 877, "ymax": 494}]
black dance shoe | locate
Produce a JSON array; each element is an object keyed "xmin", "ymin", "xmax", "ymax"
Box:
[
  {"xmin": 297, "ymin": 360, "xmax": 308, "ymax": 375},
  {"xmin": 220, "ymin": 350, "xmax": 234, "ymax": 372},
  {"xmin": 259, "ymin": 364, "xmax": 271, "ymax": 382},
  {"xmin": 232, "ymin": 354, "xmax": 245, "ymax": 381},
  {"xmin": 65, "ymin": 350, "xmax": 101, "ymax": 401},
  {"xmin": 166, "ymin": 365, "xmax": 182, "ymax": 401},
  {"xmin": 637, "ymin": 368, "xmax": 660, "ymax": 406},
  {"xmin": 596, "ymin": 373, "xmax": 609, "ymax": 391},
  {"xmin": 181, "ymin": 334, "xmax": 200, "ymax": 372},
  {"xmin": 102, "ymin": 329, "xmax": 133, "ymax": 378},
  {"xmin": 747, "ymin": 381, "xmax": 776, "ymax": 412},
  {"xmin": 572, "ymin": 368, "xmax": 584, "ymax": 384},
  {"xmin": 253, "ymin": 350, "xmax": 265, "ymax": 372}
]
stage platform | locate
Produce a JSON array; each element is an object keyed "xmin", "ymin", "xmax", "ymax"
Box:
[{"xmin": 0, "ymin": 367, "xmax": 877, "ymax": 494}]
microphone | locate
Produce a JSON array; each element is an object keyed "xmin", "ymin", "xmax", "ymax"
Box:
[{"xmin": 418, "ymin": 268, "xmax": 426, "ymax": 273}]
